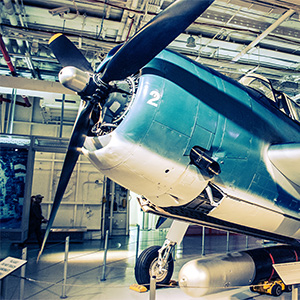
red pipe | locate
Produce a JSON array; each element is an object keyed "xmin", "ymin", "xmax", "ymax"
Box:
[
  {"xmin": 0, "ymin": 33, "xmax": 17, "ymax": 76},
  {"xmin": 21, "ymin": 95, "xmax": 31, "ymax": 107},
  {"xmin": 0, "ymin": 95, "xmax": 31, "ymax": 107},
  {"xmin": 126, "ymin": 16, "xmax": 135, "ymax": 41}
]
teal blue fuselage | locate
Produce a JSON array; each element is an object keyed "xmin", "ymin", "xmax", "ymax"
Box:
[
  {"xmin": 87, "ymin": 48, "xmax": 300, "ymax": 241},
  {"xmin": 118, "ymin": 50, "xmax": 299, "ymax": 210}
]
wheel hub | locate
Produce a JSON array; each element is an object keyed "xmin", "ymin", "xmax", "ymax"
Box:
[{"xmin": 149, "ymin": 258, "xmax": 169, "ymax": 282}]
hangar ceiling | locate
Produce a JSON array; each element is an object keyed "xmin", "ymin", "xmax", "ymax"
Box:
[{"xmin": 0, "ymin": 0, "xmax": 299, "ymax": 98}]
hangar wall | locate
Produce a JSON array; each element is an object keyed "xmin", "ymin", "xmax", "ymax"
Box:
[
  {"xmin": 33, "ymin": 152, "xmax": 105, "ymax": 229},
  {"xmin": 1, "ymin": 92, "xmax": 76, "ymax": 138},
  {"xmin": 0, "ymin": 86, "xmax": 130, "ymax": 241}
]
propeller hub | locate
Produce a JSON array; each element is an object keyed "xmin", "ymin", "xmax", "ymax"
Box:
[{"xmin": 59, "ymin": 66, "xmax": 91, "ymax": 93}]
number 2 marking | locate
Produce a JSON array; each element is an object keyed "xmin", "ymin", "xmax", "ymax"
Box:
[{"xmin": 147, "ymin": 90, "xmax": 160, "ymax": 107}]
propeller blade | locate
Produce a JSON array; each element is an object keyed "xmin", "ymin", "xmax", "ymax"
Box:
[
  {"xmin": 101, "ymin": 0, "xmax": 214, "ymax": 83},
  {"xmin": 49, "ymin": 33, "xmax": 93, "ymax": 72},
  {"xmin": 39, "ymin": 0, "xmax": 214, "ymax": 260},
  {"xmin": 37, "ymin": 101, "xmax": 94, "ymax": 261}
]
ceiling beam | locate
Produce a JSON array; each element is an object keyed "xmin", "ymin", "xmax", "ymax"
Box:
[
  {"xmin": 231, "ymin": 9, "xmax": 295, "ymax": 62},
  {"xmin": 0, "ymin": 75, "xmax": 76, "ymax": 96},
  {"xmin": 253, "ymin": 0, "xmax": 300, "ymax": 12}
]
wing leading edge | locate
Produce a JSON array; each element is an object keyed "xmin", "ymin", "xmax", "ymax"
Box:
[{"xmin": 268, "ymin": 143, "xmax": 300, "ymax": 186}]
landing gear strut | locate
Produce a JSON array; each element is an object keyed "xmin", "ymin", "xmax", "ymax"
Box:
[
  {"xmin": 135, "ymin": 220, "xmax": 189, "ymax": 286},
  {"xmin": 135, "ymin": 244, "xmax": 174, "ymax": 285}
]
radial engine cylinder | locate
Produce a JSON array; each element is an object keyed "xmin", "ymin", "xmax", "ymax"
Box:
[{"xmin": 178, "ymin": 245, "xmax": 300, "ymax": 297}]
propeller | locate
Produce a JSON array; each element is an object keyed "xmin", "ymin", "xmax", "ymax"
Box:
[
  {"xmin": 100, "ymin": 0, "xmax": 214, "ymax": 82},
  {"xmin": 37, "ymin": 101, "xmax": 95, "ymax": 261},
  {"xmin": 49, "ymin": 33, "xmax": 93, "ymax": 72},
  {"xmin": 38, "ymin": 0, "xmax": 214, "ymax": 260}
]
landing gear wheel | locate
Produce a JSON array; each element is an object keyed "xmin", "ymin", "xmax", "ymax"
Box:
[
  {"xmin": 271, "ymin": 283, "xmax": 282, "ymax": 296},
  {"xmin": 135, "ymin": 245, "xmax": 174, "ymax": 285},
  {"xmin": 285, "ymin": 285, "xmax": 292, "ymax": 293}
]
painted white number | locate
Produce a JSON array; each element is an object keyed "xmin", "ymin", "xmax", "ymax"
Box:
[{"xmin": 147, "ymin": 90, "xmax": 160, "ymax": 107}]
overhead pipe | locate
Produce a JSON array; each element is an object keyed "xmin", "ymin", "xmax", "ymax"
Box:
[
  {"xmin": 7, "ymin": 88, "xmax": 17, "ymax": 134},
  {"xmin": 3, "ymin": 0, "xmax": 38, "ymax": 78},
  {"xmin": 232, "ymin": 9, "xmax": 295, "ymax": 62},
  {"xmin": 0, "ymin": 10, "xmax": 11, "ymax": 49},
  {"xmin": 3, "ymin": 0, "xmax": 18, "ymax": 25},
  {"xmin": 0, "ymin": 34, "xmax": 17, "ymax": 76},
  {"xmin": 125, "ymin": 15, "xmax": 135, "ymax": 41},
  {"xmin": 14, "ymin": 0, "xmax": 38, "ymax": 78},
  {"xmin": 119, "ymin": 0, "xmax": 139, "ymax": 42},
  {"xmin": 21, "ymin": 95, "xmax": 31, "ymax": 107},
  {"xmin": 15, "ymin": 0, "xmax": 28, "ymax": 28},
  {"xmin": 24, "ymin": 52, "xmax": 38, "ymax": 78},
  {"xmin": 0, "ymin": 95, "xmax": 31, "ymax": 107},
  {"xmin": 3, "ymin": 0, "xmax": 24, "ymax": 51}
]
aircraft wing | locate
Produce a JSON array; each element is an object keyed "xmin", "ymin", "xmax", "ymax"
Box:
[{"xmin": 268, "ymin": 143, "xmax": 300, "ymax": 186}]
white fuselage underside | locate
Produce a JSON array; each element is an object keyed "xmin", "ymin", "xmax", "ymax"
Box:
[{"xmin": 83, "ymin": 132, "xmax": 300, "ymax": 239}]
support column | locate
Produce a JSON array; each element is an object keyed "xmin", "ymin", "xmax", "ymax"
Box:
[{"xmin": 7, "ymin": 88, "xmax": 17, "ymax": 134}]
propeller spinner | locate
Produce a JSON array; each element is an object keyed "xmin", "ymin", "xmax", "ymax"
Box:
[{"xmin": 38, "ymin": 0, "xmax": 214, "ymax": 260}]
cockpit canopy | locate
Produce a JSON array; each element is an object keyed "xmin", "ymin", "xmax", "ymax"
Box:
[{"xmin": 239, "ymin": 74, "xmax": 300, "ymax": 123}]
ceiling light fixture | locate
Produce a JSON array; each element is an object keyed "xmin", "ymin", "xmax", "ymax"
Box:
[
  {"xmin": 49, "ymin": 7, "xmax": 70, "ymax": 17},
  {"xmin": 186, "ymin": 35, "xmax": 196, "ymax": 48}
]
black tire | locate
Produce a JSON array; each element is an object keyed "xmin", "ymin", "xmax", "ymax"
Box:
[
  {"xmin": 271, "ymin": 283, "xmax": 282, "ymax": 296},
  {"xmin": 135, "ymin": 245, "xmax": 174, "ymax": 285},
  {"xmin": 285, "ymin": 285, "xmax": 292, "ymax": 293}
]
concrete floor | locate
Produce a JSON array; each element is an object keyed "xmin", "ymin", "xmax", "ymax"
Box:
[{"xmin": 0, "ymin": 227, "xmax": 297, "ymax": 300}]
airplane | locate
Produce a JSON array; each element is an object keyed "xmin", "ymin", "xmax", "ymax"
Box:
[{"xmin": 37, "ymin": 0, "xmax": 300, "ymax": 297}]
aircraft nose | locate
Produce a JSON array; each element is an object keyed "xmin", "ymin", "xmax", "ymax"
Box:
[{"xmin": 84, "ymin": 134, "xmax": 112, "ymax": 151}]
